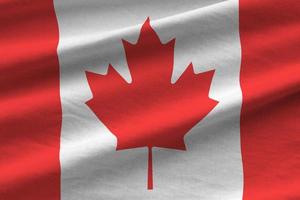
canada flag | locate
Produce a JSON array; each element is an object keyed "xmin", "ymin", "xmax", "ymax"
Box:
[{"xmin": 0, "ymin": 0, "xmax": 299, "ymax": 200}]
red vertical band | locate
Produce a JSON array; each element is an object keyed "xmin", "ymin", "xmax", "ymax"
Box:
[
  {"xmin": 0, "ymin": 1, "xmax": 61, "ymax": 199},
  {"xmin": 239, "ymin": 1, "xmax": 300, "ymax": 200}
]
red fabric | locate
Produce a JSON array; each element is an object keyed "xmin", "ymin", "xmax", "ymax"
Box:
[
  {"xmin": 239, "ymin": 0, "xmax": 300, "ymax": 199},
  {"xmin": 0, "ymin": 1, "xmax": 61, "ymax": 199},
  {"xmin": 1, "ymin": 0, "xmax": 300, "ymax": 198}
]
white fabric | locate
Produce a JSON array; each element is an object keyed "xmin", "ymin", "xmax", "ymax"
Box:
[{"xmin": 54, "ymin": 0, "xmax": 243, "ymax": 199}]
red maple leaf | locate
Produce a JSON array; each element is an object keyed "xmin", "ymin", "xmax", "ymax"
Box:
[{"xmin": 86, "ymin": 18, "xmax": 218, "ymax": 190}]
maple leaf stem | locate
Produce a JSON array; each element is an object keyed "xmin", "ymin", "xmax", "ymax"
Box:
[{"xmin": 147, "ymin": 146, "xmax": 153, "ymax": 190}]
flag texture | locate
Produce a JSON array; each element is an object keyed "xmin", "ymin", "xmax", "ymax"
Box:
[{"xmin": 0, "ymin": 0, "xmax": 299, "ymax": 199}]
